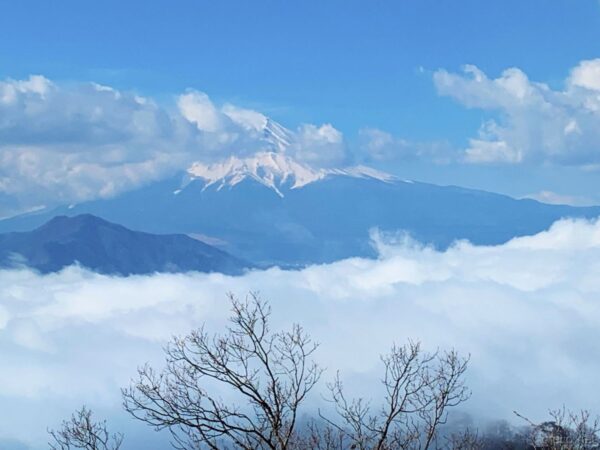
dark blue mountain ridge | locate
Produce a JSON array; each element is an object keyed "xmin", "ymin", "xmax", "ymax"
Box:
[
  {"xmin": 1, "ymin": 153, "xmax": 599, "ymax": 267},
  {"xmin": 0, "ymin": 214, "xmax": 249, "ymax": 275}
]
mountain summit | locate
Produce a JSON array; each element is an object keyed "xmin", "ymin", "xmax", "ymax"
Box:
[
  {"xmin": 186, "ymin": 151, "xmax": 398, "ymax": 197},
  {"xmin": 186, "ymin": 113, "xmax": 397, "ymax": 197}
]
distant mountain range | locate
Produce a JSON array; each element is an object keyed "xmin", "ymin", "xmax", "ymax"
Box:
[
  {"xmin": 0, "ymin": 214, "xmax": 248, "ymax": 275},
  {"xmin": 2, "ymin": 152, "xmax": 600, "ymax": 268}
]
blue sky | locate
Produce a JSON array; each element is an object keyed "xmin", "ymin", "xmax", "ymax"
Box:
[{"xmin": 1, "ymin": 0, "xmax": 600, "ymax": 208}]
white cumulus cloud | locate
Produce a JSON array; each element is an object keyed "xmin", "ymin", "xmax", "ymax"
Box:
[
  {"xmin": 177, "ymin": 90, "xmax": 224, "ymax": 133},
  {"xmin": 0, "ymin": 76, "xmax": 200, "ymax": 217},
  {"xmin": 291, "ymin": 123, "xmax": 346, "ymax": 167},
  {"xmin": 569, "ymin": 58, "xmax": 600, "ymax": 91},
  {"xmin": 434, "ymin": 60, "xmax": 600, "ymax": 165}
]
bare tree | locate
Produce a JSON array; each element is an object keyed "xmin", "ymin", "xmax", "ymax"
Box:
[
  {"xmin": 445, "ymin": 429, "xmax": 483, "ymax": 450},
  {"xmin": 317, "ymin": 341, "xmax": 470, "ymax": 450},
  {"xmin": 291, "ymin": 420, "xmax": 346, "ymax": 450},
  {"xmin": 48, "ymin": 406, "xmax": 123, "ymax": 450},
  {"xmin": 515, "ymin": 407, "xmax": 600, "ymax": 450},
  {"xmin": 122, "ymin": 292, "xmax": 322, "ymax": 450}
]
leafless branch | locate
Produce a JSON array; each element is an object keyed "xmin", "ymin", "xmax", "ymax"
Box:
[
  {"xmin": 48, "ymin": 406, "xmax": 123, "ymax": 450},
  {"xmin": 515, "ymin": 407, "xmax": 600, "ymax": 450},
  {"xmin": 122, "ymin": 292, "xmax": 323, "ymax": 450},
  {"xmin": 318, "ymin": 341, "xmax": 470, "ymax": 450}
]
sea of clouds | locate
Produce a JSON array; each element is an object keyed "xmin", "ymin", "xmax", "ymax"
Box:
[{"xmin": 1, "ymin": 217, "xmax": 600, "ymax": 448}]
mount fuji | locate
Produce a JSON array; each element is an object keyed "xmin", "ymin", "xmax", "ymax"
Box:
[
  {"xmin": 2, "ymin": 148, "xmax": 600, "ymax": 268},
  {"xmin": 185, "ymin": 151, "xmax": 397, "ymax": 197}
]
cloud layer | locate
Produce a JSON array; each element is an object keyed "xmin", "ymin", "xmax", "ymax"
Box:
[
  {"xmin": 434, "ymin": 60, "xmax": 600, "ymax": 165},
  {"xmin": 0, "ymin": 77, "xmax": 187, "ymax": 208},
  {"xmin": 1, "ymin": 218, "xmax": 600, "ymax": 448}
]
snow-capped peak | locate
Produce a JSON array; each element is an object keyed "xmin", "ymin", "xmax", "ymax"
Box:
[
  {"xmin": 184, "ymin": 115, "xmax": 399, "ymax": 197},
  {"xmin": 187, "ymin": 152, "xmax": 327, "ymax": 196},
  {"xmin": 186, "ymin": 152, "xmax": 398, "ymax": 197},
  {"xmin": 221, "ymin": 107, "xmax": 293, "ymax": 153}
]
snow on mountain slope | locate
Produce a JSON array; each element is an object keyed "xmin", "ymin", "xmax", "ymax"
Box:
[
  {"xmin": 186, "ymin": 114, "xmax": 399, "ymax": 196},
  {"xmin": 222, "ymin": 107, "xmax": 294, "ymax": 152},
  {"xmin": 261, "ymin": 119, "xmax": 294, "ymax": 152},
  {"xmin": 187, "ymin": 152, "xmax": 398, "ymax": 196},
  {"xmin": 330, "ymin": 165, "xmax": 399, "ymax": 183}
]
